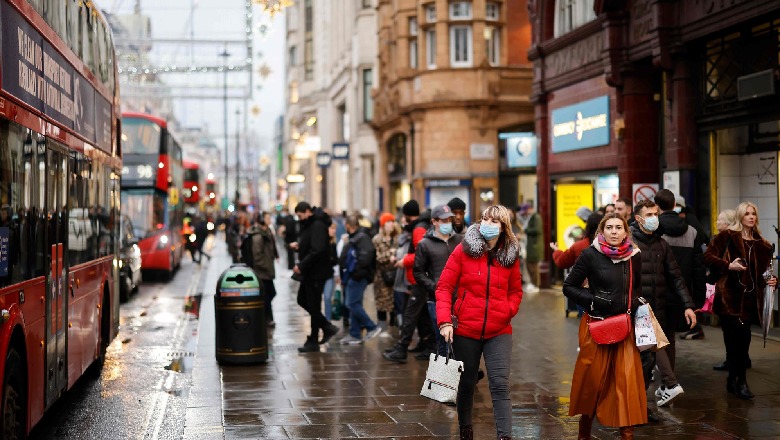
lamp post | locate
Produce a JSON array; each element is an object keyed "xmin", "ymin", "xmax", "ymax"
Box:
[
  {"xmin": 235, "ymin": 108, "xmax": 241, "ymax": 206},
  {"xmin": 219, "ymin": 47, "xmax": 230, "ymax": 209}
]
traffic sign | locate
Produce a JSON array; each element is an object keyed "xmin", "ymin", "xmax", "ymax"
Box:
[
  {"xmin": 632, "ymin": 184, "xmax": 659, "ymax": 204},
  {"xmin": 316, "ymin": 152, "xmax": 332, "ymax": 167}
]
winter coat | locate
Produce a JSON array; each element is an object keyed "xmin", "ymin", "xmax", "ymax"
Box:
[
  {"xmin": 524, "ymin": 213, "xmax": 544, "ymax": 263},
  {"xmin": 402, "ymin": 211, "xmax": 432, "ymax": 284},
  {"xmin": 704, "ymin": 229, "xmax": 773, "ymax": 323},
  {"xmin": 552, "ymin": 237, "xmax": 591, "ymax": 269},
  {"xmin": 297, "ymin": 208, "xmax": 333, "ymax": 281},
  {"xmin": 630, "ymin": 225, "xmax": 694, "ymax": 327},
  {"xmin": 339, "ymin": 228, "xmax": 376, "ymax": 283},
  {"xmin": 658, "ymin": 211, "xmax": 706, "ymax": 308},
  {"xmin": 435, "ymin": 224, "xmax": 523, "ymax": 341},
  {"xmin": 246, "ymin": 224, "xmax": 278, "ymax": 280},
  {"xmin": 393, "ymin": 231, "xmax": 411, "ymax": 292},
  {"xmin": 413, "ymin": 228, "xmax": 464, "ymax": 301},
  {"xmin": 563, "ymin": 242, "xmax": 643, "ymax": 318},
  {"xmin": 372, "ymin": 231, "xmax": 399, "ymax": 297}
]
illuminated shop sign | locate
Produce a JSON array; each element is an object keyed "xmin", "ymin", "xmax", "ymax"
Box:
[
  {"xmin": 500, "ymin": 132, "xmax": 537, "ymax": 168},
  {"xmin": 551, "ymin": 96, "xmax": 610, "ymax": 152}
]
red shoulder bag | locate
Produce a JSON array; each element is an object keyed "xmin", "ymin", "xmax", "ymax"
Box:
[{"xmin": 588, "ymin": 259, "xmax": 633, "ymax": 345}]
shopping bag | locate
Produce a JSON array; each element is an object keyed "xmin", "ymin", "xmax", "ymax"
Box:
[
  {"xmin": 420, "ymin": 343, "xmax": 463, "ymax": 404},
  {"xmin": 698, "ymin": 283, "xmax": 716, "ymax": 314},
  {"xmin": 634, "ymin": 303, "xmax": 656, "ymax": 352},
  {"xmin": 331, "ymin": 286, "xmax": 343, "ymax": 321},
  {"xmin": 650, "ymin": 306, "xmax": 670, "ymax": 351}
]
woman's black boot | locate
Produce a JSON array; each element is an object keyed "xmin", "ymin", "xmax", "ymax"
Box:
[
  {"xmin": 735, "ymin": 376, "xmax": 754, "ymax": 400},
  {"xmin": 459, "ymin": 425, "xmax": 473, "ymax": 440}
]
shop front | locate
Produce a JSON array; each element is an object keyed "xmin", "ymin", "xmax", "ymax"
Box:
[{"xmin": 498, "ymin": 130, "xmax": 538, "ymax": 212}]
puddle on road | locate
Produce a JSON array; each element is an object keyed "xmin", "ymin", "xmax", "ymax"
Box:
[{"xmin": 162, "ymin": 292, "xmax": 203, "ymax": 375}]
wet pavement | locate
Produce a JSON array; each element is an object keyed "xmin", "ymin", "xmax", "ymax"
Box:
[
  {"xmin": 32, "ymin": 239, "xmax": 210, "ymax": 439},
  {"xmin": 181, "ymin": 239, "xmax": 780, "ymax": 440}
]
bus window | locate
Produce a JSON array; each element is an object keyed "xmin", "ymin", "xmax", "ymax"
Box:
[
  {"xmin": 44, "ymin": 2, "xmax": 67, "ymax": 42},
  {"xmin": 122, "ymin": 119, "xmax": 162, "ymax": 155},
  {"xmin": 66, "ymin": 0, "xmax": 80, "ymax": 55}
]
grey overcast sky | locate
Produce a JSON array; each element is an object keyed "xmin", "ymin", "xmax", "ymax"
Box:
[{"xmin": 97, "ymin": 0, "xmax": 286, "ymax": 149}]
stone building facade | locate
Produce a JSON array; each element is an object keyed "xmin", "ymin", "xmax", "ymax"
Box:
[
  {"xmin": 283, "ymin": 0, "xmax": 379, "ymax": 212},
  {"xmin": 372, "ymin": 0, "xmax": 535, "ymax": 220}
]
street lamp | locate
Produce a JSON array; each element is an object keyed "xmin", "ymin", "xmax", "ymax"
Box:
[
  {"xmin": 219, "ymin": 47, "xmax": 230, "ymax": 209},
  {"xmin": 235, "ymin": 108, "xmax": 241, "ymax": 206}
]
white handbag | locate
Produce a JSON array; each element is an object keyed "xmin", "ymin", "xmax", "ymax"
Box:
[{"xmin": 420, "ymin": 343, "xmax": 463, "ymax": 404}]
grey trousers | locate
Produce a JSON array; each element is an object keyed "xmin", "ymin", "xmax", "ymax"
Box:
[{"xmin": 454, "ymin": 333, "xmax": 512, "ymax": 438}]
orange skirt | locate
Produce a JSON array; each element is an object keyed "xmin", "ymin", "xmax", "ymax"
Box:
[{"xmin": 569, "ymin": 314, "xmax": 647, "ymax": 427}]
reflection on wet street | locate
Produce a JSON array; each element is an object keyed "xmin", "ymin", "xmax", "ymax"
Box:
[
  {"xmin": 31, "ymin": 241, "xmax": 209, "ymax": 440},
  {"xmin": 185, "ymin": 239, "xmax": 780, "ymax": 440}
]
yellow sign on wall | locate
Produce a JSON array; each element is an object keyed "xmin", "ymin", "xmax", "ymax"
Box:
[{"xmin": 556, "ymin": 183, "xmax": 594, "ymax": 250}]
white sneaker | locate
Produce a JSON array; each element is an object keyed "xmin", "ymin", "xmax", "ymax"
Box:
[
  {"xmin": 524, "ymin": 284, "xmax": 540, "ymax": 293},
  {"xmin": 654, "ymin": 385, "xmax": 665, "ymax": 398},
  {"xmin": 657, "ymin": 384, "xmax": 684, "ymax": 407},
  {"xmin": 363, "ymin": 327, "xmax": 382, "ymax": 342},
  {"xmin": 339, "ymin": 335, "xmax": 363, "ymax": 345}
]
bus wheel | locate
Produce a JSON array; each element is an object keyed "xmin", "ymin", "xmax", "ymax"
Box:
[{"xmin": 2, "ymin": 348, "xmax": 26, "ymax": 440}]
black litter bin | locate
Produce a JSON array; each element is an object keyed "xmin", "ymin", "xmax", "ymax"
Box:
[{"xmin": 215, "ymin": 264, "xmax": 268, "ymax": 364}]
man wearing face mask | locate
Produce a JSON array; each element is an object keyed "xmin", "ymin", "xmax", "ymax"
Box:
[
  {"xmin": 630, "ymin": 199, "xmax": 697, "ymax": 414},
  {"xmin": 413, "ymin": 204, "xmax": 464, "ymax": 356}
]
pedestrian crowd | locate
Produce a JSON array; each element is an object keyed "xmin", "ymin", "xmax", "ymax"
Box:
[{"xmin": 221, "ymin": 188, "xmax": 776, "ymax": 440}]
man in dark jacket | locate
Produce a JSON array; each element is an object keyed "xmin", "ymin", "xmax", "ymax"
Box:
[
  {"xmin": 338, "ymin": 215, "xmax": 381, "ymax": 345},
  {"xmin": 293, "ymin": 202, "xmax": 340, "ymax": 352},
  {"xmin": 447, "ymin": 197, "xmax": 468, "ymax": 234},
  {"xmin": 384, "ymin": 200, "xmax": 435, "ymax": 363},
  {"xmin": 656, "ymin": 189, "xmax": 706, "ymax": 344},
  {"xmin": 245, "ymin": 213, "xmax": 279, "ymax": 327},
  {"xmin": 632, "ymin": 200, "xmax": 698, "ymax": 415},
  {"xmin": 281, "ymin": 209, "xmax": 299, "ymax": 270},
  {"xmin": 413, "ymin": 204, "xmax": 463, "ymax": 356}
]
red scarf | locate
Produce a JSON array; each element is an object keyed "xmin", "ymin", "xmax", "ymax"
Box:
[{"xmin": 596, "ymin": 234, "xmax": 634, "ymax": 260}]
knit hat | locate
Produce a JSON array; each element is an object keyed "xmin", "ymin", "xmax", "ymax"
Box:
[
  {"xmin": 402, "ymin": 200, "xmax": 420, "ymax": 216},
  {"xmin": 379, "ymin": 212, "xmax": 395, "ymax": 227},
  {"xmin": 447, "ymin": 197, "xmax": 466, "ymax": 211}
]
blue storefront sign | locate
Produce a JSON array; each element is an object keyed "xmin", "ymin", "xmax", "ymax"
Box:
[
  {"xmin": 0, "ymin": 227, "xmax": 8, "ymax": 277},
  {"xmin": 551, "ymin": 96, "xmax": 610, "ymax": 153},
  {"xmin": 501, "ymin": 132, "xmax": 537, "ymax": 168},
  {"xmin": 332, "ymin": 143, "xmax": 349, "ymax": 160}
]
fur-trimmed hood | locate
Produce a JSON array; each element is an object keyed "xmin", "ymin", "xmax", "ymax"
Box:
[{"xmin": 462, "ymin": 224, "xmax": 519, "ymax": 267}]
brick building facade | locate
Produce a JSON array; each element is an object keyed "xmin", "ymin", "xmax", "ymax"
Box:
[{"xmin": 529, "ymin": 0, "xmax": 780, "ymax": 287}]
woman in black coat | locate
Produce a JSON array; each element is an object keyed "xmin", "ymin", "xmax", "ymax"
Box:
[{"xmin": 704, "ymin": 202, "xmax": 777, "ymax": 400}]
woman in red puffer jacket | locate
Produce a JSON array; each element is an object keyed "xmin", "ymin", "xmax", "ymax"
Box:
[{"xmin": 436, "ymin": 205, "xmax": 523, "ymax": 440}]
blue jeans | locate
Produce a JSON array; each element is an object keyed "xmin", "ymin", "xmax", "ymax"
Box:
[
  {"xmin": 323, "ymin": 277, "xmax": 335, "ymax": 321},
  {"xmin": 427, "ymin": 302, "xmax": 447, "ymax": 356},
  {"xmin": 345, "ymin": 278, "xmax": 376, "ymax": 339}
]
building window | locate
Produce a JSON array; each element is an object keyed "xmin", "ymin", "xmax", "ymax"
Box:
[
  {"xmin": 409, "ymin": 39, "xmax": 418, "ymax": 69},
  {"xmin": 450, "ymin": 26, "xmax": 472, "ymax": 67},
  {"xmin": 426, "ymin": 29, "xmax": 437, "ymax": 69},
  {"xmin": 289, "ymin": 81, "xmax": 299, "ymax": 103},
  {"xmin": 449, "ymin": 2, "xmax": 472, "ymax": 20},
  {"xmin": 409, "ymin": 17, "xmax": 418, "ymax": 36},
  {"xmin": 425, "ymin": 4, "xmax": 436, "ymax": 22},
  {"xmin": 363, "ymin": 69, "xmax": 374, "ymax": 122},
  {"xmin": 485, "ymin": 26, "xmax": 499, "ymax": 66},
  {"xmin": 486, "ymin": 2, "xmax": 499, "ymax": 20},
  {"xmin": 288, "ymin": 45, "xmax": 297, "ymax": 67},
  {"xmin": 554, "ymin": 0, "xmax": 596, "ymax": 37},
  {"xmin": 304, "ymin": 0, "xmax": 314, "ymax": 80}
]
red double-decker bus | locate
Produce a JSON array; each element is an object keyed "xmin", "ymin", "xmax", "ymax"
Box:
[
  {"xmin": 205, "ymin": 176, "xmax": 218, "ymax": 206},
  {"xmin": 0, "ymin": 1, "xmax": 121, "ymax": 436},
  {"xmin": 183, "ymin": 160, "xmax": 202, "ymax": 214},
  {"xmin": 120, "ymin": 113, "xmax": 185, "ymax": 279}
]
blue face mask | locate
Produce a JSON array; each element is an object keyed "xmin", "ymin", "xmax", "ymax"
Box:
[
  {"xmin": 480, "ymin": 222, "xmax": 501, "ymax": 240},
  {"xmin": 438, "ymin": 222, "xmax": 453, "ymax": 235},
  {"xmin": 642, "ymin": 216, "xmax": 659, "ymax": 232},
  {"xmin": 673, "ymin": 206, "xmax": 682, "ymax": 214}
]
